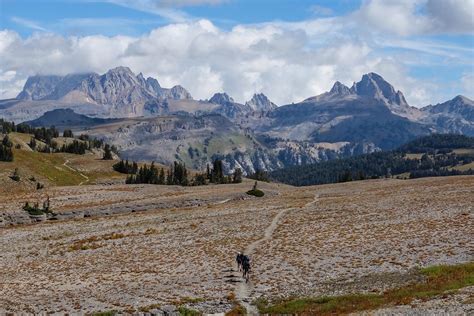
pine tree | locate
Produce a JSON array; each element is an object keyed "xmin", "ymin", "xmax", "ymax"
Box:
[
  {"xmin": 29, "ymin": 137, "xmax": 37, "ymax": 150},
  {"xmin": 2, "ymin": 134, "xmax": 12, "ymax": 147},
  {"xmin": 158, "ymin": 168, "xmax": 165, "ymax": 184},
  {"xmin": 210, "ymin": 159, "xmax": 225, "ymax": 183},
  {"xmin": 233, "ymin": 168, "xmax": 243, "ymax": 183},
  {"xmin": 103, "ymin": 144, "xmax": 113, "ymax": 160},
  {"xmin": 193, "ymin": 173, "xmax": 206, "ymax": 186},
  {"xmin": 63, "ymin": 130, "xmax": 74, "ymax": 138},
  {"xmin": 0, "ymin": 143, "xmax": 13, "ymax": 161}
]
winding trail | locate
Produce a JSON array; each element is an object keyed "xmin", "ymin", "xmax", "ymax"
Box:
[
  {"xmin": 63, "ymin": 159, "xmax": 89, "ymax": 185},
  {"xmin": 235, "ymin": 193, "xmax": 320, "ymax": 315}
]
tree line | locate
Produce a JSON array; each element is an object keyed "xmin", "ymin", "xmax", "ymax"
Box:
[
  {"xmin": 115, "ymin": 159, "xmax": 243, "ymax": 186},
  {"xmin": 0, "ymin": 135, "xmax": 13, "ymax": 162},
  {"xmin": 0, "ymin": 119, "xmax": 116, "ymax": 160},
  {"xmin": 398, "ymin": 134, "xmax": 474, "ymax": 153},
  {"xmin": 270, "ymin": 134, "xmax": 474, "ymax": 186}
]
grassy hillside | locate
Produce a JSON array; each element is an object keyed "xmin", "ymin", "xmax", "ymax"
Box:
[{"xmin": 0, "ymin": 132, "xmax": 126, "ymax": 190}]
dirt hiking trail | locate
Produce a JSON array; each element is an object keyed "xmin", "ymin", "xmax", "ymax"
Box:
[
  {"xmin": 235, "ymin": 194, "xmax": 320, "ymax": 315},
  {"xmin": 63, "ymin": 159, "xmax": 89, "ymax": 185}
]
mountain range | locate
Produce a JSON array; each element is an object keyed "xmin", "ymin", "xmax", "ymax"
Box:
[{"xmin": 1, "ymin": 67, "xmax": 473, "ymax": 174}]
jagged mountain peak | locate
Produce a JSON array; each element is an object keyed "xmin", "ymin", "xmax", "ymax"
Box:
[
  {"xmin": 352, "ymin": 72, "xmax": 395, "ymax": 97},
  {"xmin": 106, "ymin": 66, "xmax": 134, "ymax": 75},
  {"xmin": 351, "ymin": 72, "xmax": 408, "ymax": 108},
  {"xmin": 424, "ymin": 94, "xmax": 474, "ymax": 115},
  {"xmin": 14, "ymin": 67, "xmax": 195, "ymax": 113},
  {"xmin": 209, "ymin": 92, "xmax": 234, "ymax": 105},
  {"xmin": 452, "ymin": 95, "xmax": 473, "ymax": 105},
  {"xmin": 329, "ymin": 81, "xmax": 351, "ymax": 96},
  {"xmin": 145, "ymin": 77, "xmax": 161, "ymax": 94},
  {"xmin": 167, "ymin": 85, "xmax": 193, "ymax": 100},
  {"xmin": 16, "ymin": 75, "xmax": 64, "ymax": 100},
  {"xmin": 136, "ymin": 72, "xmax": 146, "ymax": 83},
  {"xmin": 245, "ymin": 93, "xmax": 277, "ymax": 111},
  {"xmin": 102, "ymin": 66, "xmax": 139, "ymax": 86}
]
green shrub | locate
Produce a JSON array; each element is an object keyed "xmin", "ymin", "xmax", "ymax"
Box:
[
  {"xmin": 92, "ymin": 311, "xmax": 117, "ymax": 316},
  {"xmin": 23, "ymin": 197, "xmax": 51, "ymax": 215},
  {"xmin": 177, "ymin": 306, "xmax": 201, "ymax": 316},
  {"xmin": 246, "ymin": 189, "xmax": 264, "ymax": 197},
  {"xmin": 10, "ymin": 168, "xmax": 20, "ymax": 181}
]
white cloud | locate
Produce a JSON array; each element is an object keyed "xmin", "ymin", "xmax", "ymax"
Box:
[
  {"xmin": 355, "ymin": 0, "xmax": 474, "ymax": 36},
  {"xmin": 157, "ymin": 0, "xmax": 225, "ymax": 6},
  {"xmin": 309, "ymin": 5, "xmax": 334, "ymax": 16},
  {"xmin": 100, "ymin": 0, "xmax": 225, "ymax": 22},
  {"xmin": 426, "ymin": 0, "xmax": 474, "ymax": 34},
  {"xmin": 461, "ymin": 72, "xmax": 474, "ymax": 98},
  {"xmin": 11, "ymin": 17, "xmax": 48, "ymax": 32},
  {"xmin": 1, "ymin": 0, "xmax": 473, "ymax": 108}
]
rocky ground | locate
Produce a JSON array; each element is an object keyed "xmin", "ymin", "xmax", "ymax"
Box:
[{"xmin": 0, "ymin": 176, "xmax": 473, "ymax": 314}]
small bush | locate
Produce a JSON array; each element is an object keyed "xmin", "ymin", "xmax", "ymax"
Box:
[
  {"xmin": 225, "ymin": 304, "xmax": 246, "ymax": 315},
  {"xmin": 23, "ymin": 202, "xmax": 45, "ymax": 215},
  {"xmin": 246, "ymin": 189, "xmax": 264, "ymax": 197},
  {"xmin": 92, "ymin": 311, "xmax": 117, "ymax": 316},
  {"xmin": 10, "ymin": 168, "xmax": 20, "ymax": 181},
  {"xmin": 177, "ymin": 306, "xmax": 201, "ymax": 316},
  {"xmin": 23, "ymin": 197, "xmax": 51, "ymax": 215}
]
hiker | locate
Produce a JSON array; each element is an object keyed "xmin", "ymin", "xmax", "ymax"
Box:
[
  {"xmin": 242, "ymin": 256, "xmax": 251, "ymax": 282},
  {"xmin": 236, "ymin": 252, "xmax": 243, "ymax": 271}
]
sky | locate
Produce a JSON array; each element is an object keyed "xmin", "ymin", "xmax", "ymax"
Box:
[{"xmin": 0, "ymin": 0, "xmax": 473, "ymax": 107}]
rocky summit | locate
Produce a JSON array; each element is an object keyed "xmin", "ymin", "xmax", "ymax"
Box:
[
  {"xmin": 12, "ymin": 67, "xmax": 193, "ymax": 117},
  {"xmin": 245, "ymin": 93, "xmax": 278, "ymax": 111}
]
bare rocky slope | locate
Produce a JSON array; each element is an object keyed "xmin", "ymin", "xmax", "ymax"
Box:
[
  {"xmin": 0, "ymin": 176, "xmax": 472, "ymax": 314},
  {"xmin": 71, "ymin": 113, "xmax": 364, "ymax": 175}
]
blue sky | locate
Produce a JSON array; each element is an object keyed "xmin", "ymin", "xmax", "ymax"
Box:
[
  {"xmin": 1, "ymin": 0, "xmax": 362, "ymax": 36},
  {"xmin": 0, "ymin": 0, "xmax": 473, "ymax": 106}
]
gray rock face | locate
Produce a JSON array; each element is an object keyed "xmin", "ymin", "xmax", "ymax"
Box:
[
  {"xmin": 423, "ymin": 95, "xmax": 474, "ymax": 119},
  {"xmin": 421, "ymin": 95, "xmax": 474, "ymax": 135},
  {"xmin": 47, "ymin": 73, "xmax": 94, "ymax": 100},
  {"xmin": 77, "ymin": 112, "xmax": 375, "ymax": 175},
  {"xmin": 14, "ymin": 67, "xmax": 193, "ymax": 117},
  {"xmin": 209, "ymin": 92, "xmax": 235, "ymax": 105},
  {"xmin": 351, "ymin": 72, "xmax": 408, "ymax": 108},
  {"xmin": 264, "ymin": 94, "xmax": 429, "ymax": 150},
  {"xmin": 162, "ymin": 85, "xmax": 193, "ymax": 100},
  {"xmin": 245, "ymin": 93, "xmax": 277, "ymax": 111},
  {"xmin": 80, "ymin": 67, "xmax": 155, "ymax": 109},
  {"xmin": 16, "ymin": 75, "xmax": 63, "ymax": 100},
  {"xmin": 209, "ymin": 92, "xmax": 253, "ymax": 118},
  {"xmin": 329, "ymin": 81, "xmax": 352, "ymax": 97}
]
